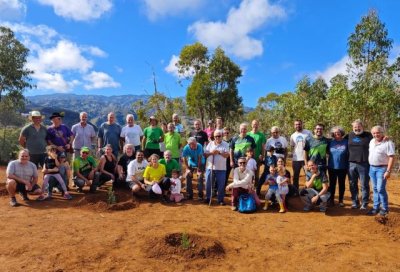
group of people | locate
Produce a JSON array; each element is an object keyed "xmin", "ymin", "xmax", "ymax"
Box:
[{"xmin": 5, "ymin": 110, "xmax": 396, "ymax": 216}]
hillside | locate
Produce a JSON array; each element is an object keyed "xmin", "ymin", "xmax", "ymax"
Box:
[{"xmin": 25, "ymin": 94, "xmax": 149, "ymax": 128}]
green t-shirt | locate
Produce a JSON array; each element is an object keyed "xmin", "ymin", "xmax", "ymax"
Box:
[
  {"xmin": 247, "ymin": 131, "xmax": 266, "ymax": 160},
  {"xmin": 159, "ymin": 158, "xmax": 180, "ymax": 178},
  {"xmin": 164, "ymin": 132, "xmax": 181, "ymax": 158},
  {"xmin": 73, "ymin": 156, "xmax": 97, "ymax": 177},
  {"xmin": 143, "ymin": 126, "xmax": 164, "ymax": 149},
  {"xmin": 305, "ymin": 170, "xmax": 328, "ymax": 191}
]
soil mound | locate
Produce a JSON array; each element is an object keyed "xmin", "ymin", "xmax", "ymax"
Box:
[
  {"xmin": 75, "ymin": 189, "xmax": 137, "ymax": 212},
  {"xmin": 374, "ymin": 213, "xmax": 400, "ymax": 241},
  {"xmin": 146, "ymin": 233, "xmax": 225, "ymax": 261},
  {"xmin": 0, "ymin": 184, "xmax": 8, "ymax": 197}
]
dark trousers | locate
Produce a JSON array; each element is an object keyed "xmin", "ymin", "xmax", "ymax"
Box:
[
  {"xmin": 328, "ymin": 168, "xmax": 347, "ymax": 203},
  {"xmin": 257, "ymin": 167, "xmax": 270, "ymax": 195},
  {"xmin": 292, "ymin": 160, "xmax": 305, "ymax": 190}
]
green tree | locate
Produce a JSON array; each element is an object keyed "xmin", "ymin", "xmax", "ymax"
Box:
[{"xmin": 0, "ymin": 26, "xmax": 34, "ymax": 108}]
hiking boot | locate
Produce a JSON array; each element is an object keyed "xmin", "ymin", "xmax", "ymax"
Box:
[
  {"xmin": 303, "ymin": 205, "xmax": 311, "ymax": 212},
  {"xmin": 379, "ymin": 209, "xmax": 388, "ymax": 216},
  {"xmin": 367, "ymin": 209, "xmax": 378, "ymax": 216},
  {"xmin": 351, "ymin": 202, "xmax": 360, "ymax": 209},
  {"xmin": 360, "ymin": 203, "xmax": 368, "ymax": 210}
]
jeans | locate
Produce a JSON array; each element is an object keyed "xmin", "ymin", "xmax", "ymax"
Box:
[
  {"xmin": 328, "ymin": 168, "xmax": 347, "ymax": 203},
  {"xmin": 348, "ymin": 162, "xmax": 370, "ymax": 205},
  {"xmin": 205, "ymin": 169, "xmax": 226, "ymax": 203},
  {"xmin": 369, "ymin": 166, "xmax": 388, "ymax": 211},
  {"xmin": 292, "ymin": 160, "xmax": 305, "ymax": 190},
  {"xmin": 186, "ymin": 167, "xmax": 204, "ymax": 198},
  {"xmin": 300, "ymin": 188, "xmax": 331, "ymax": 207}
]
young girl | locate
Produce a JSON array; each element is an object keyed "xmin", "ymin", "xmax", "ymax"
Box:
[
  {"xmin": 169, "ymin": 169, "xmax": 184, "ymax": 203},
  {"xmin": 37, "ymin": 146, "xmax": 72, "ymax": 200},
  {"xmin": 49, "ymin": 152, "xmax": 71, "ymax": 196},
  {"xmin": 263, "ymin": 165, "xmax": 281, "ymax": 211},
  {"xmin": 277, "ymin": 165, "xmax": 289, "ymax": 213}
]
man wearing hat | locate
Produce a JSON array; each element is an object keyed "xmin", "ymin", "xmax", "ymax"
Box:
[
  {"xmin": 72, "ymin": 146, "xmax": 98, "ymax": 192},
  {"xmin": 46, "ymin": 112, "xmax": 74, "ymax": 155},
  {"xmin": 142, "ymin": 116, "xmax": 164, "ymax": 159},
  {"xmin": 19, "ymin": 111, "xmax": 48, "ymax": 167}
]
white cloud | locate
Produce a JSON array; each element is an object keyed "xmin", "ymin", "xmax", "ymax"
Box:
[
  {"xmin": 0, "ymin": 0, "xmax": 26, "ymax": 20},
  {"xmin": 165, "ymin": 55, "xmax": 195, "ymax": 78},
  {"xmin": 34, "ymin": 72, "xmax": 78, "ymax": 93},
  {"xmin": 311, "ymin": 56, "xmax": 349, "ymax": 83},
  {"xmin": 29, "ymin": 40, "xmax": 93, "ymax": 73},
  {"xmin": 37, "ymin": 0, "xmax": 113, "ymax": 21},
  {"xmin": 83, "ymin": 46, "xmax": 107, "ymax": 57},
  {"xmin": 83, "ymin": 71, "xmax": 120, "ymax": 90},
  {"xmin": 142, "ymin": 0, "xmax": 204, "ymax": 20},
  {"xmin": 189, "ymin": 0, "xmax": 286, "ymax": 59},
  {"xmin": 1, "ymin": 22, "xmax": 59, "ymax": 44}
]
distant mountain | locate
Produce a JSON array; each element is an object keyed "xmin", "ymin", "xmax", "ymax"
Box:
[{"xmin": 25, "ymin": 94, "xmax": 149, "ymax": 128}]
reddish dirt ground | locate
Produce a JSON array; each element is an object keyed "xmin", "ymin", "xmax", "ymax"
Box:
[{"xmin": 0, "ymin": 164, "xmax": 399, "ymax": 272}]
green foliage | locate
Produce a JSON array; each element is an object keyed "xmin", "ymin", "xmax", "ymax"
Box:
[
  {"xmin": 107, "ymin": 187, "xmax": 117, "ymax": 205},
  {"xmin": 181, "ymin": 232, "xmax": 190, "ymax": 250},
  {"xmin": 0, "ymin": 26, "xmax": 34, "ymax": 108},
  {"xmin": 176, "ymin": 43, "xmax": 243, "ymax": 126}
]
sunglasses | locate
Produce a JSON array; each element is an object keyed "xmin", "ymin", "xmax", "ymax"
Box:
[{"xmin": 82, "ymin": 152, "xmax": 89, "ymax": 154}]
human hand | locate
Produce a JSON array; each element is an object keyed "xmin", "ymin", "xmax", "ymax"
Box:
[
  {"xmin": 311, "ymin": 195, "xmax": 319, "ymax": 204},
  {"xmin": 384, "ymin": 171, "xmax": 391, "ymax": 180}
]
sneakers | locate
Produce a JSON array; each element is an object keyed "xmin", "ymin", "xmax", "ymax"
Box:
[
  {"xmin": 219, "ymin": 202, "xmax": 226, "ymax": 206},
  {"xmin": 63, "ymin": 193, "xmax": 73, "ymax": 200},
  {"xmin": 319, "ymin": 205, "xmax": 327, "ymax": 212},
  {"xmin": 231, "ymin": 206, "xmax": 238, "ymax": 211},
  {"xmin": 351, "ymin": 202, "xmax": 360, "ymax": 209},
  {"xmin": 303, "ymin": 205, "xmax": 311, "ymax": 212},
  {"xmin": 367, "ymin": 209, "xmax": 378, "ymax": 216},
  {"xmin": 9, "ymin": 197, "xmax": 19, "ymax": 207},
  {"xmin": 379, "ymin": 209, "xmax": 388, "ymax": 216},
  {"xmin": 36, "ymin": 195, "xmax": 46, "ymax": 201},
  {"xmin": 339, "ymin": 202, "xmax": 345, "ymax": 207},
  {"xmin": 360, "ymin": 203, "xmax": 368, "ymax": 210}
]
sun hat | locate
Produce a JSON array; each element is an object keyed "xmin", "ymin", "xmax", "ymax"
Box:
[
  {"xmin": 152, "ymin": 183, "xmax": 162, "ymax": 194},
  {"xmin": 28, "ymin": 111, "xmax": 44, "ymax": 120}
]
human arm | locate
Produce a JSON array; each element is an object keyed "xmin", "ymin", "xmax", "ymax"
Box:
[
  {"xmin": 98, "ymin": 156, "xmax": 115, "ymax": 180},
  {"xmin": 18, "ymin": 134, "xmax": 26, "ymax": 148},
  {"xmin": 384, "ymin": 155, "xmax": 395, "ymax": 180},
  {"xmin": 311, "ymin": 182, "xmax": 329, "ymax": 204}
]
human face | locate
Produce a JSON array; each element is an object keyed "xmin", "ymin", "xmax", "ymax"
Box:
[
  {"xmin": 136, "ymin": 152, "xmax": 144, "ymax": 162},
  {"xmin": 127, "ymin": 116, "xmax": 134, "ymax": 126},
  {"xmin": 277, "ymin": 158, "xmax": 285, "ymax": 167},
  {"xmin": 372, "ymin": 128, "xmax": 384, "ymax": 141},
  {"xmin": 194, "ymin": 121, "xmax": 201, "ymax": 130},
  {"xmin": 105, "ymin": 146, "xmax": 113, "ymax": 155},
  {"xmin": 189, "ymin": 142, "xmax": 197, "ymax": 150},
  {"xmin": 150, "ymin": 156, "xmax": 158, "ymax": 165},
  {"xmin": 216, "ymin": 118, "xmax": 223, "ymax": 128},
  {"xmin": 18, "ymin": 151, "xmax": 30, "ymax": 164},
  {"xmin": 269, "ymin": 165, "xmax": 276, "ymax": 174},
  {"xmin": 223, "ymin": 130, "xmax": 230, "ymax": 138},
  {"xmin": 81, "ymin": 151, "xmax": 89, "ymax": 158},
  {"xmin": 214, "ymin": 133, "xmax": 222, "ymax": 143},
  {"xmin": 239, "ymin": 125, "xmax": 247, "ymax": 136},
  {"xmin": 294, "ymin": 121, "xmax": 303, "ymax": 132},
  {"xmin": 32, "ymin": 116, "xmax": 42, "ymax": 125},
  {"xmin": 246, "ymin": 150, "xmax": 254, "ymax": 158},
  {"xmin": 80, "ymin": 113, "xmax": 88, "ymax": 124},
  {"xmin": 173, "ymin": 115, "xmax": 179, "ymax": 123},
  {"xmin": 108, "ymin": 113, "xmax": 115, "ymax": 124},
  {"xmin": 172, "ymin": 172, "xmax": 179, "ymax": 179},
  {"xmin": 164, "ymin": 152, "xmax": 171, "ymax": 160},
  {"xmin": 251, "ymin": 120, "xmax": 259, "ymax": 131},
  {"xmin": 125, "ymin": 146, "xmax": 134, "ymax": 156},
  {"xmin": 352, "ymin": 123, "xmax": 363, "ymax": 135},
  {"xmin": 333, "ymin": 130, "xmax": 343, "ymax": 141},
  {"xmin": 271, "ymin": 129, "xmax": 279, "ymax": 138},
  {"xmin": 307, "ymin": 161, "xmax": 317, "ymax": 173},
  {"xmin": 238, "ymin": 160, "xmax": 247, "ymax": 170},
  {"xmin": 167, "ymin": 124, "xmax": 174, "ymax": 132},
  {"xmin": 51, "ymin": 117, "xmax": 62, "ymax": 127},
  {"xmin": 314, "ymin": 126, "xmax": 324, "ymax": 137}
]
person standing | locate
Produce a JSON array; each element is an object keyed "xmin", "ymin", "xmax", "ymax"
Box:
[
  {"xmin": 164, "ymin": 123, "xmax": 181, "ymax": 163},
  {"xmin": 290, "ymin": 119, "xmax": 312, "ymax": 192},
  {"xmin": 120, "ymin": 114, "xmax": 143, "ymax": 152},
  {"xmin": 230, "ymin": 123, "xmax": 256, "ymax": 168},
  {"xmin": 247, "ymin": 120, "xmax": 266, "ymax": 184},
  {"xmin": 204, "ymin": 131, "xmax": 230, "ymax": 205},
  {"xmin": 182, "ymin": 137, "xmax": 205, "ymax": 200},
  {"xmin": 347, "ymin": 119, "xmax": 372, "ymax": 210},
  {"xmin": 97, "ymin": 112, "xmax": 122, "ymax": 159},
  {"xmin": 46, "ymin": 112, "xmax": 74, "ymax": 155},
  {"xmin": 142, "ymin": 116, "xmax": 164, "ymax": 159},
  {"xmin": 172, "ymin": 113, "xmax": 185, "ymax": 136},
  {"xmin": 71, "ymin": 112, "xmax": 96, "ymax": 160},
  {"xmin": 304, "ymin": 123, "xmax": 329, "ymax": 173},
  {"xmin": 19, "ymin": 111, "xmax": 47, "ymax": 168},
  {"xmin": 266, "ymin": 126, "xmax": 288, "ymax": 160},
  {"xmin": 367, "ymin": 126, "xmax": 395, "ymax": 216},
  {"xmin": 189, "ymin": 119, "xmax": 208, "ymax": 147}
]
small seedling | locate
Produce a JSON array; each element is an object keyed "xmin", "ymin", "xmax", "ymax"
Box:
[
  {"xmin": 107, "ymin": 187, "xmax": 116, "ymax": 205},
  {"xmin": 181, "ymin": 232, "xmax": 190, "ymax": 250}
]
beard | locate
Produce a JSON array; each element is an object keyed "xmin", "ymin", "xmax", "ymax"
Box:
[{"xmin": 353, "ymin": 129, "xmax": 364, "ymax": 135}]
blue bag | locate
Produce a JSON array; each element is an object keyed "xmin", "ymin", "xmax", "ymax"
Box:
[{"xmin": 238, "ymin": 193, "xmax": 256, "ymax": 213}]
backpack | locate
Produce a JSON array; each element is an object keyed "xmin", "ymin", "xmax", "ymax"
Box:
[{"xmin": 238, "ymin": 193, "xmax": 257, "ymax": 213}]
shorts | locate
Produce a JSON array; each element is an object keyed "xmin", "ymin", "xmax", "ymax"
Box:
[
  {"xmin": 15, "ymin": 182, "xmax": 41, "ymax": 193},
  {"xmin": 128, "ymin": 179, "xmax": 144, "ymax": 189},
  {"xmin": 279, "ymin": 185, "xmax": 289, "ymax": 195}
]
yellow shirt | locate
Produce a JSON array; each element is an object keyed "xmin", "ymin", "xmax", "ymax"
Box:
[{"xmin": 143, "ymin": 163, "xmax": 166, "ymax": 182}]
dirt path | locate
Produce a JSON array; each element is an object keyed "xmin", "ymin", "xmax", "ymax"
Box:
[{"xmin": 1, "ymin": 165, "xmax": 399, "ymax": 271}]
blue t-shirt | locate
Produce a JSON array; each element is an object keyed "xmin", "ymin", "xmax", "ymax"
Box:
[
  {"xmin": 182, "ymin": 143, "xmax": 205, "ymax": 167},
  {"xmin": 266, "ymin": 173, "xmax": 278, "ymax": 190},
  {"xmin": 98, "ymin": 122, "xmax": 122, "ymax": 153},
  {"xmin": 328, "ymin": 139, "xmax": 348, "ymax": 170},
  {"xmin": 264, "ymin": 154, "xmax": 277, "ymax": 167}
]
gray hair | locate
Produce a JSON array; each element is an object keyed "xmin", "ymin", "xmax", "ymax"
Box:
[
  {"xmin": 330, "ymin": 126, "xmax": 345, "ymax": 137},
  {"xmin": 239, "ymin": 123, "xmax": 248, "ymax": 129},
  {"xmin": 187, "ymin": 137, "xmax": 197, "ymax": 144},
  {"xmin": 80, "ymin": 112, "xmax": 88, "ymax": 118},
  {"xmin": 271, "ymin": 126, "xmax": 280, "ymax": 133},
  {"xmin": 164, "ymin": 150, "xmax": 172, "ymax": 156},
  {"xmin": 371, "ymin": 125, "xmax": 384, "ymax": 134},
  {"xmin": 123, "ymin": 143, "xmax": 134, "ymax": 153},
  {"xmin": 126, "ymin": 114, "xmax": 134, "ymax": 122},
  {"xmin": 19, "ymin": 149, "xmax": 30, "ymax": 156},
  {"xmin": 352, "ymin": 119, "xmax": 363, "ymax": 127}
]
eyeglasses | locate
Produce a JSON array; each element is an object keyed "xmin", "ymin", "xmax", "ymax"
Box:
[
  {"xmin": 238, "ymin": 162, "xmax": 246, "ymax": 165},
  {"xmin": 214, "ymin": 135, "xmax": 221, "ymax": 138}
]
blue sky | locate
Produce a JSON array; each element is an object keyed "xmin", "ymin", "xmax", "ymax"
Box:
[{"xmin": 1, "ymin": 0, "xmax": 399, "ymax": 107}]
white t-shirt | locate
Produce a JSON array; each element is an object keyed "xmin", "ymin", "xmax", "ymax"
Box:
[
  {"xmin": 170, "ymin": 177, "xmax": 182, "ymax": 194},
  {"xmin": 266, "ymin": 136, "xmax": 288, "ymax": 159},
  {"xmin": 120, "ymin": 124, "xmax": 144, "ymax": 146},
  {"xmin": 205, "ymin": 140, "xmax": 230, "ymax": 170},
  {"xmin": 246, "ymin": 158, "xmax": 257, "ymax": 173},
  {"xmin": 127, "ymin": 159, "xmax": 148, "ymax": 181},
  {"xmin": 368, "ymin": 139, "xmax": 395, "ymax": 166},
  {"xmin": 290, "ymin": 130, "xmax": 312, "ymax": 161}
]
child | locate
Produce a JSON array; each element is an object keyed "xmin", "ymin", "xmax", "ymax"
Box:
[
  {"xmin": 277, "ymin": 165, "xmax": 289, "ymax": 213},
  {"xmin": 257, "ymin": 146, "xmax": 277, "ymax": 195},
  {"xmin": 245, "ymin": 148, "xmax": 257, "ymax": 175},
  {"xmin": 169, "ymin": 169, "xmax": 184, "ymax": 203},
  {"xmin": 263, "ymin": 165, "xmax": 282, "ymax": 211},
  {"xmin": 49, "ymin": 152, "xmax": 71, "ymax": 195},
  {"xmin": 37, "ymin": 146, "xmax": 72, "ymax": 200}
]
